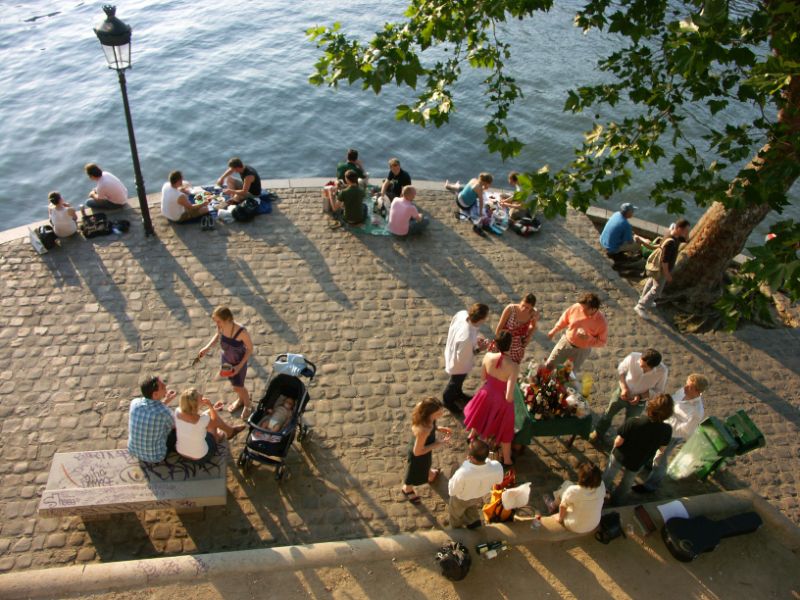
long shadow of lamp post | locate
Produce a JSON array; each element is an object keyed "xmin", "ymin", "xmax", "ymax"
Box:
[{"xmin": 93, "ymin": 4, "xmax": 154, "ymax": 236}]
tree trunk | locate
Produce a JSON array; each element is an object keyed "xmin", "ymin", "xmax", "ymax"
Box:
[
  {"xmin": 667, "ymin": 179, "xmax": 773, "ymax": 306},
  {"xmin": 668, "ymin": 61, "xmax": 800, "ymax": 308}
]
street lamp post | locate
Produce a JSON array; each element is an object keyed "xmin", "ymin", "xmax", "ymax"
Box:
[{"xmin": 93, "ymin": 4, "xmax": 154, "ymax": 236}]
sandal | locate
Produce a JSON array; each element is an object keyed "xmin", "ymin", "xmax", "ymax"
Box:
[
  {"xmin": 401, "ymin": 489, "xmax": 421, "ymax": 504},
  {"xmin": 240, "ymin": 405, "xmax": 253, "ymax": 421},
  {"xmin": 226, "ymin": 400, "xmax": 242, "ymax": 413},
  {"xmin": 427, "ymin": 468, "xmax": 441, "ymax": 484}
]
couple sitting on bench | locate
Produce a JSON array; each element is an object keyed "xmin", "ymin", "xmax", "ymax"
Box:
[{"xmin": 128, "ymin": 375, "xmax": 244, "ymax": 465}]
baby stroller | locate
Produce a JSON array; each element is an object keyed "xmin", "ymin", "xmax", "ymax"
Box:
[{"xmin": 237, "ymin": 353, "xmax": 316, "ymax": 480}]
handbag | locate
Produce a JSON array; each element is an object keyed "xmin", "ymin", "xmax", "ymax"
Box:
[{"xmin": 595, "ymin": 511, "xmax": 625, "ymax": 544}]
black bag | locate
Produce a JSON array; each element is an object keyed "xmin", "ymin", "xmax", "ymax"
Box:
[
  {"xmin": 436, "ymin": 542, "xmax": 471, "ymax": 581},
  {"xmin": 112, "ymin": 219, "xmax": 131, "ymax": 233},
  {"xmin": 36, "ymin": 225, "xmax": 57, "ymax": 250},
  {"xmin": 595, "ymin": 511, "xmax": 625, "ymax": 544},
  {"xmin": 80, "ymin": 212, "xmax": 112, "ymax": 238},
  {"xmin": 231, "ymin": 197, "xmax": 260, "ymax": 222}
]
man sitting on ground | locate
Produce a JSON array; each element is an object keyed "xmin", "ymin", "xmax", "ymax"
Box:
[
  {"xmin": 600, "ymin": 202, "xmax": 646, "ymax": 265},
  {"xmin": 85, "ymin": 163, "xmax": 128, "ymax": 210},
  {"xmin": 448, "ymin": 439, "xmax": 504, "ymax": 529},
  {"xmin": 128, "ymin": 375, "xmax": 177, "ymax": 463},
  {"xmin": 339, "ymin": 169, "xmax": 368, "ymax": 225},
  {"xmin": 337, "ymin": 148, "xmax": 366, "ymax": 183},
  {"xmin": 388, "ymin": 185, "xmax": 428, "ymax": 236},
  {"xmin": 216, "ymin": 157, "xmax": 261, "ymax": 204},
  {"xmin": 160, "ymin": 170, "xmax": 209, "ymax": 223},
  {"xmin": 381, "ymin": 157, "xmax": 412, "ymax": 201}
]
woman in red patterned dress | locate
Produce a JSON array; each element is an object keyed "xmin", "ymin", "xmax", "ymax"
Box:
[{"xmin": 495, "ymin": 293, "xmax": 539, "ymax": 365}]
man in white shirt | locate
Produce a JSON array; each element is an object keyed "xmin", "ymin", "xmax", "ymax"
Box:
[
  {"xmin": 85, "ymin": 162, "xmax": 129, "ymax": 209},
  {"xmin": 160, "ymin": 170, "xmax": 209, "ymax": 223},
  {"xmin": 443, "ymin": 303, "xmax": 489, "ymax": 416},
  {"xmin": 448, "ymin": 439, "xmax": 504, "ymax": 529},
  {"xmin": 590, "ymin": 349, "xmax": 668, "ymax": 443},
  {"xmin": 633, "ymin": 373, "xmax": 709, "ymax": 493}
]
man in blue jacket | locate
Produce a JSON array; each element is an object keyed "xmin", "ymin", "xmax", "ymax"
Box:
[{"xmin": 600, "ymin": 203, "xmax": 645, "ymax": 263}]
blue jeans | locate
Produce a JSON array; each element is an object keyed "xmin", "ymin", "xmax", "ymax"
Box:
[
  {"xmin": 642, "ymin": 437, "xmax": 681, "ymax": 491},
  {"xmin": 593, "ymin": 387, "xmax": 645, "ymax": 438},
  {"xmin": 86, "ymin": 198, "xmax": 124, "ymax": 210},
  {"xmin": 602, "ymin": 452, "xmax": 639, "ymax": 505},
  {"xmin": 407, "ymin": 216, "xmax": 429, "ymax": 235}
]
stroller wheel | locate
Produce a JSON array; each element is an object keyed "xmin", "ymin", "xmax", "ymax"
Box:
[
  {"xmin": 275, "ymin": 465, "xmax": 286, "ymax": 481},
  {"xmin": 237, "ymin": 451, "xmax": 251, "ymax": 475}
]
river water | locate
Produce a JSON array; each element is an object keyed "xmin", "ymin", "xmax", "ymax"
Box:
[{"xmin": 1, "ymin": 0, "xmax": 796, "ymax": 238}]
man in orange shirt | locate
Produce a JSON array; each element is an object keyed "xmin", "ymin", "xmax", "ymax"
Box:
[{"xmin": 545, "ymin": 293, "xmax": 608, "ymax": 371}]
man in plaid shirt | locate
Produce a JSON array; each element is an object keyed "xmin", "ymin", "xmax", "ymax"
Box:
[{"xmin": 128, "ymin": 375, "xmax": 177, "ymax": 463}]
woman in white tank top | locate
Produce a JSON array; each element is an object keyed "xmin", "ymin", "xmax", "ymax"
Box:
[
  {"xmin": 48, "ymin": 191, "xmax": 77, "ymax": 238},
  {"xmin": 174, "ymin": 388, "xmax": 245, "ymax": 462}
]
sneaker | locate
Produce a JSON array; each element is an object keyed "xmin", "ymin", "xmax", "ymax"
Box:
[{"xmin": 634, "ymin": 305, "xmax": 650, "ymax": 320}]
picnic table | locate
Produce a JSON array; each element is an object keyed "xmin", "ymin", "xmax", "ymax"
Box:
[{"xmin": 512, "ymin": 384, "xmax": 593, "ymax": 447}]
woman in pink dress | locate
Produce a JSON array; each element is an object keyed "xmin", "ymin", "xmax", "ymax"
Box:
[
  {"xmin": 496, "ymin": 293, "xmax": 539, "ymax": 365},
  {"xmin": 463, "ymin": 331, "xmax": 519, "ymax": 467}
]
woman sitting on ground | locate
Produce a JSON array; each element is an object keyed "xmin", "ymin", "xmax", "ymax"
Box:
[
  {"xmin": 446, "ymin": 173, "xmax": 493, "ymax": 230},
  {"xmin": 48, "ymin": 191, "xmax": 78, "ymax": 238},
  {"xmin": 543, "ymin": 462, "xmax": 606, "ymax": 534},
  {"xmin": 174, "ymin": 388, "xmax": 245, "ymax": 463}
]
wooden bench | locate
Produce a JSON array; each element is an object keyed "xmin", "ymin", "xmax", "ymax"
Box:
[{"xmin": 37, "ymin": 441, "xmax": 228, "ymax": 518}]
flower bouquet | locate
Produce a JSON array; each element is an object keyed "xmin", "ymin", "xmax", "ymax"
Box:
[{"xmin": 519, "ymin": 360, "xmax": 589, "ymax": 420}]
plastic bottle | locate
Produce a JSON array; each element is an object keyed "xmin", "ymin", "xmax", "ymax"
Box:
[
  {"xmin": 531, "ymin": 514, "xmax": 542, "ymax": 529},
  {"xmin": 581, "ymin": 373, "xmax": 593, "ymax": 399}
]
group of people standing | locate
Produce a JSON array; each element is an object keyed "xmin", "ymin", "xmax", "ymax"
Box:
[{"xmin": 403, "ymin": 290, "xmax": 709, "ymax": 535}]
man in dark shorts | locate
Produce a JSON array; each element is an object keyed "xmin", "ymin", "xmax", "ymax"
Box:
[
  {"xmin": 216, "ymin": 157, "xmax": 262, "ymax": 204},
  {"xmin": 635, "ymin": 218, "xmax": 691, "ymax": 319}
]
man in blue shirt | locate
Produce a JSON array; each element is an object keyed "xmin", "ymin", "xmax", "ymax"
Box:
[
  {"xmin": 600, "ymin": 203, "xmax": 644, "ymax": 263},
  {"xmin": 128, "ymin": 375, "xmax": 177, "ymax": 463}
]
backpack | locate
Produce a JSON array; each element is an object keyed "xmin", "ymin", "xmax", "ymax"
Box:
[
  {"xmin": 645, "ymin": 238, "xmax": 665, "ymax": 278},
  {"xmin": 595, "ymin": 511, "xmax": 625, "ymax": 544},
  {"xmin": 231, "ymin": 197, "xmax": 260, "ymax": 222},
  {"xmin": 80, "ymin": 212, "xmax": 113, "ymax": 238},
  {"xmin": 436, "ymin": 542, "xmax": 471, "ymax": 581},
  {"xmin": 36, "ymin": 225, "xmax": 57, "ymax": 250}
]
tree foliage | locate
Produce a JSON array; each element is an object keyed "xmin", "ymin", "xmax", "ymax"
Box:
[
  {"xmin": 308, "ymin": 0, "xmax": 800, "ymax": 323},
  {"xmin": 309, "ymin": 0, "xmax": 799, "ymax": 215}
]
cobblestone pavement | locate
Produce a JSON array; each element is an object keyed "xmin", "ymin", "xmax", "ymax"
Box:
[{"xmin": 0, "ymin": 186, "xmax": 797, "ymax": 571}]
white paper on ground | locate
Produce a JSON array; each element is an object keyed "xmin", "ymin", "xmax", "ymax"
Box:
[{"xmin": 657, "ymin": 499, "xmax": 689, "ymax": 522}]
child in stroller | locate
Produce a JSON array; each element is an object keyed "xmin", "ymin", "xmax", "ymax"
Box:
[
  {"xmin": 253, "ymin": 395, "xmax": 295, "ymax": 437},
  {"xmin": 238, "ymin": 354, "xmax": 315, "ymax": 480}
]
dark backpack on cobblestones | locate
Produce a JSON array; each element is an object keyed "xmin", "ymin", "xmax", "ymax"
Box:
[
  {"xmin": 232, "ymin": 197, "xmax": 260, "ymax": 222},
  {"xmin": 436, "ymin": 541, "xmax": 471, "ymax": 581}
]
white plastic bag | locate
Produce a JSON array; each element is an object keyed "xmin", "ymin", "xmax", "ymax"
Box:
[{"xmin": 501, "ymin": 482, "xmax": 531, "ymax": 509}]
